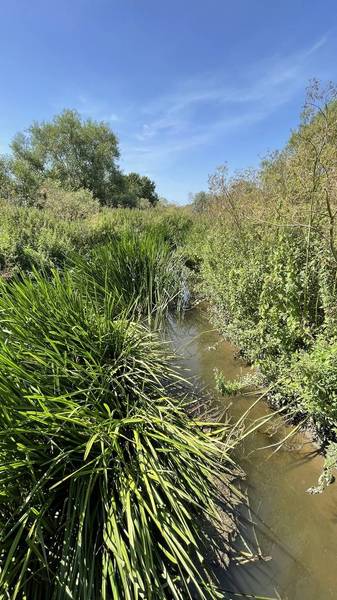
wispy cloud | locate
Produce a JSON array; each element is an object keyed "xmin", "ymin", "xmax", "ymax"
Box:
[
  {"xmin": 77, "ymin": 96, "xmax": 121, "ymax": 123},
  {"xmin": 120, "ymin": 35, "xmax": 328, "ymax": 174},
  {"xmin": 49, "ymin": 35, "xmax": 328, "ymax": 186},
  {"xmin": 51, "ymin": 95, "xmax": 121, "ymax": 124}
]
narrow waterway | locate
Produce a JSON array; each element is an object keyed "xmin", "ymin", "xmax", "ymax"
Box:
[{"xmin": 170, "ymin": 308, "xmax": 337, "ymax": 600}]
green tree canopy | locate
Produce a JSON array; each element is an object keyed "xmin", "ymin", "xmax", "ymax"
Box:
[
  {"xmin": 124, "ymin": 172, "xmax": 159, "ymax": 206},
  {"xmin": 8, "ymin": 109, "xmax": 122, "ymax": 205},
  {"xmin": 0, "ymin": 110, "xmax": 160, "ymax": 209}
]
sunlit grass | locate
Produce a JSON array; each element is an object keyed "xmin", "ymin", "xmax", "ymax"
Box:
[
  {"xmin": 0, "ymin": 240, "xmax": 239, "ymax": 599},
  {"xmin": 70, "ymin": 230, "xmax": 185, "ymax": 324}
]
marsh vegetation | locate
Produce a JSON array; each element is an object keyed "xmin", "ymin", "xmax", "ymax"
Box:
[{"xmin": 2, "ymin": 80, "xmax": 337, "ymax": 598}]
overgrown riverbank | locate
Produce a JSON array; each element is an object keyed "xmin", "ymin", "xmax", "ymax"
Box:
[
  {"xmin": 183, "ymin": 83, "xmax": 337, "ymax": 460},
  {"xmin": 0, "ymin": 226, "xmax": 249, "ymax": 599},
  {"xmin": 3, "ymin": 80, "xmax": 337, "ymax": 597}
]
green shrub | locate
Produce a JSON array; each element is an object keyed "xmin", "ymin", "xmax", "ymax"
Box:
[
  {"xmin": 188, "ymin": 208, "xmax": 337, "ymax": 426},
  {"xmin": 214, "ymin": 369, "xmax": 245, "ymax": 396},
  {"xmin": 0, "ymin": 202, "xmax": 75, "ymax": 272},
  {"xmin": 214, "ymin": 369, "xmax": 259, "ymax": 397},
  {"xmin": 37, "ymin": 180, "xmax": 101, "ymax": 220},
  {"xmin": 0, "ymin": 200, "xmax": 193, "ymax": 278},
  {"xmin": 192, "ymin": 218, "xmax": 332, "ymax": 371},
  {"xmin": 196, "ymin": 224, "xmax": 269, "ymax": 357},
  {"xmin": 284, "ymin": 339, "xmax": 337, "ymax": 422},
  {"xmin": 0, "ymin": 201, "xmax": 115, "ymax": 275}
]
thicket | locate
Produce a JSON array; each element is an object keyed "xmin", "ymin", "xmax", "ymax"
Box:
[
  {"xmin": 0, "ymin": 199, "xmax": 193, "ymax": 277},
  {"xmin": 0, "ymin": 105, "xmax": 283, "ymax": 600},
  {"xmin": 4, "ymin": 77, "xmax": 337, "ymax": 595},
  {"xmin": 186, "ymin": 81, "xmax": 337, "ymax": 440}
]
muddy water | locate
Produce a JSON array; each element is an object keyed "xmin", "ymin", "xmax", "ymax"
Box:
[{"xmin": 169, "ymin": 308, "xmax": 337, "ymax": 600}]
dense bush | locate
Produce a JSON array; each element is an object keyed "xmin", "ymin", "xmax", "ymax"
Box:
[
  {"xmin": 0, "ymin": 201, "xmax": 114, "ymax": 274},
  {"xmin": 0, "ymin": 201, "xmax": 193, "ymax": 278},
  {"xmin": 284, "ymin": 339, "xmax": 337, "ymax": 423},
  {"xmin": 36, "ymin": 180, "xmax": 101, "ymax": 220},
  {"xmin": 192, "ymin": 223, "xmax": 270, "ymax": 357},
  {"xmin": 72, "ymin": 230, "xmax": 185, "ymax": 320},
  {"xmin": 189, "ymin": 215, "xmax": 337, "ymax": 418},
  {"xmin": 184, "ymin": 82, "xmax": 337, "ymax": 435}
]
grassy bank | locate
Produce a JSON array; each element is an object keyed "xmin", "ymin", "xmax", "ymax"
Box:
[{"xmin": 0, "ymin": 225, "xmax": 246, "ymax": 599}]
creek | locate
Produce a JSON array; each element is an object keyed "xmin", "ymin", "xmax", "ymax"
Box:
[{"xmin": 170, "ymin": 307, "xmax": 337, "ymax": 600}]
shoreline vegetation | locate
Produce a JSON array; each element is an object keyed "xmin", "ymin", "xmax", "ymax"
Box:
[
  {"xmin": 0, "ymin": 230, "xmax": 249, "ymax": 599},
  {"xmin": 1, "ymin": 79, "xmax": 337, "ymax": 597},
  {"xmin": 185, "ymin": 82, "xmax": 337, "ymax": 457}
]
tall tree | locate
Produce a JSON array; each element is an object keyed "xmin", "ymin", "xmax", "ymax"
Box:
[
  {"xmin": 124, "ymin": 172, "xmax": 159, "ymax": 206},
  {"xmin": 9, "ymin": 110, "xmax": 121, "ymax": 205}
]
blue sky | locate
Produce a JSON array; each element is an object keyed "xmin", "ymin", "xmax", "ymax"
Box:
[{"xmin": 0, "ymin": 1, "xmax": 336, "ymax": 203}]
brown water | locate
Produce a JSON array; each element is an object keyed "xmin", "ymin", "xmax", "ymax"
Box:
[{"xmin": 169, "ymin": 308, "xmax": 337, "ymax": 600}]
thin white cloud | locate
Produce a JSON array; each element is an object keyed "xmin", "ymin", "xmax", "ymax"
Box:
[
  {"xmin": 303, "ymin": 35, "xmax": 328, "ymax": 58},
  {"xmin": 52, "ymin": 95, "xmax": 121, "ymax": 123},
  {"xmin": 121, "ymin": 34, "xmax": 328, "ymax": 174},
  {"xmin": 78, "ymin": 97, "xmax": 121, "ymax": 123}
]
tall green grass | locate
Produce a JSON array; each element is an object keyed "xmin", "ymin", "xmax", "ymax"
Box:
[
  {"xmin": 0, "ymin": 240, "xmax": 238, "ymax": 599},
  {"xmin": 71, "ymin": 230, "xmax": 186, "ymax": 323}
]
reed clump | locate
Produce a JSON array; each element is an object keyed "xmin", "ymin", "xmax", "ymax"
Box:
[{"xmin": 0, "ymin": 235, "xmax": 239, "ymax": 600}]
